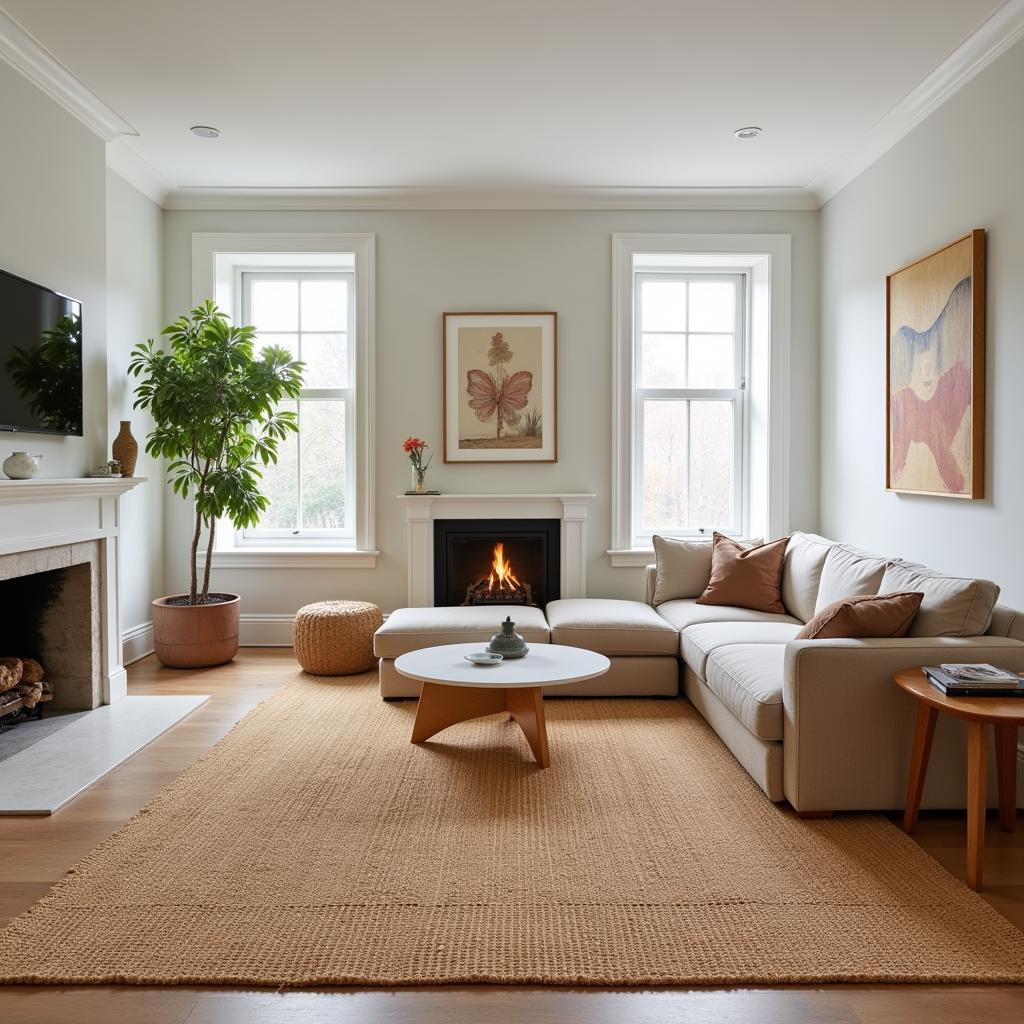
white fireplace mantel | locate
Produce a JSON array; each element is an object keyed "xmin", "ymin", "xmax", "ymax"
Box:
[
  {"xmin": 396, "ymin": 492, "xmax": 594, "ymax": 607},
  {"xmin": 0, "ymin": 476, "xmax": 145, "ymax": 704}
]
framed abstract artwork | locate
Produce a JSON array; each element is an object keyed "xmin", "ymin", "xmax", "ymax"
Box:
[
  {"xmin": 442, "ymin": 312, "xmax": 557, "ymax": 463},
  {"xmin": 886, "ymin": 230, "xmax": 985, "ymax": 498}
]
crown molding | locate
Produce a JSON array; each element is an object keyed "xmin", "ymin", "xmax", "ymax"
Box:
[
  {"xmin": 810, "ymin": 0, "xmax": 1024, "ymax": 204},
  {"xmin": 106, "ymin": 138, "xmax": 174, "ymax": 206},
  {"xmin": 162, "ymin": 184, "xmax": 819, "ymax": 212},
  {"xmin": 0, "ymin": 7, "xmax": 136, "ymax": 141}
]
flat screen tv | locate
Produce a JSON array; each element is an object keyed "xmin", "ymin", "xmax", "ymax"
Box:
[{"xmin": 0, "ymin": 268, "xmax": 83, "ymax": 436}]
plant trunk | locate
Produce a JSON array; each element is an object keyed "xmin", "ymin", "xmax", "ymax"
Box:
[
  {"xmin": 201, "ymin": 517, "xmax": 216, "ymax": 599},
  {"xmin": 189, "ymin": 507, "xmax": 202, "ymax": 605}
]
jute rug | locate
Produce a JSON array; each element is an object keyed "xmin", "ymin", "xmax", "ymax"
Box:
[{"xmin": 1, "ymin": 673, "xmax": 1022, "ymax": 986}]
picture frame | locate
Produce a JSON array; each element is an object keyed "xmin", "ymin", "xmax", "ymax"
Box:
[
  {"xmin": 885, "ymin": 229, "xmax": 985, "ymax": 498},
  {"xmin": 443, "ymin": 312, "xmax": 557, "ymax": 463}
]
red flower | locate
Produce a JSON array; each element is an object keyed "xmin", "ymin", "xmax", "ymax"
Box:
[{"xmin": 402, "ymin": 436, "xmax": 428, "ymax": 453}]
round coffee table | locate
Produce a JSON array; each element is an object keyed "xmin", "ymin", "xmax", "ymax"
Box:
[
  {"xmin": 394, "ymin": 642, "xmax": 611, "ymax": 767},
  {"xmin": 895, "ymin": 667, "xmax": 1023, "ymax": 890}
]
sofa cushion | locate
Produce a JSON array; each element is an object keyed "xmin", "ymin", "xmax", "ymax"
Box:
[
  {"xmin": 650, "ymin": 535, "xmax": 761, "ymax": 605},
  {"xmin": 697, "ymin": 533, "xmax": 789, "ymax": 614},
  {"xmin": 814, "ymin": 544, "xmax": 889, "ymax": 612},
  {"xmin": 681, "ymin": 621, "xmax": 802, "ymax": 678},
  {"xmin": 373, "ymin": 605, "xmax": 550, "ymax": 658},
  {"xmin": 878, "ymin": 562, "xmax": 1000, "ymax": 637},
  {"xmin": 704, "ymin": 644, "xmax": 787, "ymax": 741},
  {"xmin": 545, "ymin": 598, "xmax": 679, "ymax": 656},
  {"xmin": 795, "ymin": 591, "xmax": 923, "ymax": 640},
  {"xmin": 656, "ymin": 599, "xmax": 801, "ymax": 635},
  {"xmin": 781, "ymin": 532, "xmax": 833, "ymax": 622}
]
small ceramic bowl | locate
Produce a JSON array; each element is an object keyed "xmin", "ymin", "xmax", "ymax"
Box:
[{"xmin": 465, "ymin": 651, "xmax": 504, "ymax": 666}]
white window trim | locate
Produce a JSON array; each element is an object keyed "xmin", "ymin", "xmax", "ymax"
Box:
[
  {"xmin": 608, "ymin": 233, "xmax": 791, "ymax": 567},
  {"xmin": 190, "ymin": 232, "xmax": 377, "ymax": 568}
]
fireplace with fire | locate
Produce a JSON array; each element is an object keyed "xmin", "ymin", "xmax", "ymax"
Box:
[{"xmin": 433, "ymin": 519, "xmax": 560, "ymax": 608}]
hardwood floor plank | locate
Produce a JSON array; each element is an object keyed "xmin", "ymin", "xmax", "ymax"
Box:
[{"xmin": 1, "ymin": 650, "xmax": 1021, "ymax": 1021}]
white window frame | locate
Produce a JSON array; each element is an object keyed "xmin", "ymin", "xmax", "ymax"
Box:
[
  {"xmin": 608, "ymin": 233, "xmax": 791, "ymax": 566},
  {"xmin": 632, "ymin": 270, "xmax": 748, "ymax": 542},
  {"xmin": 235, "ymin": 269, "xmax": 356, "ymax": 546},
  {"xmin": 191, "ymin": 233, "xmax": 377, "ymax": 568}
]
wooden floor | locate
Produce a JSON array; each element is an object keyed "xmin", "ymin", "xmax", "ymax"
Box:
[{"xmin": 1, "ymin": 649, "xmax": 1021, "ymax": 1023}]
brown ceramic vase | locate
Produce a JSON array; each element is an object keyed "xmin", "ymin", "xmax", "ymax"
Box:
[
  {"xmin": 152, "ymin": 594, "xmax": 240, "ymax": 668},
  {"xmin": 111, "ymin": 420, "xmax": 139, "ymax": 478}
]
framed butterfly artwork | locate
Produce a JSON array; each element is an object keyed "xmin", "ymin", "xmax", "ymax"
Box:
[{"xmin": 442, "ymin": 312, "xmax": 557, "ymax": 462}]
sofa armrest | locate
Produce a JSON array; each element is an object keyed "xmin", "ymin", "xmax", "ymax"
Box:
[
  {"xmin": 783, "ymin": 636, "xmax": 1024, "ymax": 812},
  {"xmin": 644, "ymin": 564, "xmax": 657, "ymax": 606}
]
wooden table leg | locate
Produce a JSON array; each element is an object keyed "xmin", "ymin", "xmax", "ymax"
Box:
[
  {"xmin": 903, "ymin": 702, "xmax": 938, "ymax": 833},
  {"xmin": 506, "ymin": 686, "xmax": 551, "ymax": 768},
  {"xmin": 995, "ymin": 723, "xmax": 1018, "ymax": 833},
  {"xmin": 410, "ymin": 681, "xmax": 507, "ymax": 743},
  {"xmin": 966, "ymin": 720, "xmax": 988, "ymax": 890}
]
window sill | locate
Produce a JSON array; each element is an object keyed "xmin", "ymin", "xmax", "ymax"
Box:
[
  {"xmin": 606, "ymin": 548, "xmax": 655, "ymax": 568},
  {"xmin": 199, "ymin": 548, "xmax": 380, "ymax": 569}
]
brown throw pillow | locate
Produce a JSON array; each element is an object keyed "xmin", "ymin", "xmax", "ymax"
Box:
[
  {"xmin": 795, "ymin": 591, "xmax": 924, "ymax": 640},
  {"xmin": 696, "ymin": 533, "xmax": 790, "ymax": 613}
]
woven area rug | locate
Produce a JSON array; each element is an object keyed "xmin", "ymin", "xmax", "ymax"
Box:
[{"xmin": 2, "ymin": 673, "xmax": 1022, "ymax": 986}]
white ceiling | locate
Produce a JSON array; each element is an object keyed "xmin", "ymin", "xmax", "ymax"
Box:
[{"xmin": 0, "ymin": 0, "xmax": 1013, "ymax": 201}]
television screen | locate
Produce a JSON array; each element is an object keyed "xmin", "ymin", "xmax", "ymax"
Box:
[{"xmin": 0, "ymin": 268, "xmax": 83, "ymax": 436}]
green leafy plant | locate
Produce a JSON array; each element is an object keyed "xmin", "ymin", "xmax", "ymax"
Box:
[{"xmin": 128, "ymin": 300, "xmax": 304, "ymax": 605}]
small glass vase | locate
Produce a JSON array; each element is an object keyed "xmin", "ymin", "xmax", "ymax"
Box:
[{"xmin": 411, "ymin": 465, "xmax": 427, "ymax": 494}]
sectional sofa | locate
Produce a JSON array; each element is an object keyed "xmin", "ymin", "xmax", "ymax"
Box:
[{"xmin": 374, "ymin": 532, "xmax": 1024, "ymax": 814}]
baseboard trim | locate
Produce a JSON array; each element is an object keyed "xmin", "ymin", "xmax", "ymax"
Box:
[
  {"xmin": 121, "ymin": 621, "xmax": 154, "ymax": 665},
  {"xmin": 239, "ymin": 613, "xmax": 295, "ymax": 647}
]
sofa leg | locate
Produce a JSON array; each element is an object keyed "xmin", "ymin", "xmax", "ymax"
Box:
[{"xmin": 796, "ymin": 810, "xmax": 833, "ymax": 820}]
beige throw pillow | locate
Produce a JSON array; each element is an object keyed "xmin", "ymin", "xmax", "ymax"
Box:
[
  {"xmin": 795, "ymin": 591, "xmax": 924, "ymax": 641},
  {"xmin": 878, "ymin": 562, "xmax": 1000, "ymax": 637},
  {"xmin": 696, "ymin": 533, "xmax": 790, "ymax": 614},
  {"xmin": 651, "ymin": 535, "xmax": 761, "ymax": 606}
]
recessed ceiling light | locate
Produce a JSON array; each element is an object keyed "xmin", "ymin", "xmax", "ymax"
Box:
[
  {"xmin": 190, "ymin": 125, "xmax": 221, "ymax": 139},
  {"xmin": 733, "ymin": 126, "xmax": 763, "ymax": 140}
]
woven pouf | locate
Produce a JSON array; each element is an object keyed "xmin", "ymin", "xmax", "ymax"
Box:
[{"xmin": 293, "ymin": 600, "xmax": 383, "ymax": 676}]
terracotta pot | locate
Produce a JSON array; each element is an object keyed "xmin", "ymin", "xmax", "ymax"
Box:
[{"xmin": 152, "ymin": 594, "xmax": 240, "ymax": 668}]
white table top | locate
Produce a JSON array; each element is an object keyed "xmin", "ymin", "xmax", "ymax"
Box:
[{"xmin": 394, "ymin": 643, "xmax": 611, "ymax": 689}]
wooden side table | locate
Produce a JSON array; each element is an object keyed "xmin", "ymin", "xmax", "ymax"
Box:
[{"xmin": 895, "ymin": 668, "xmax": 1022, "ymax": 890}]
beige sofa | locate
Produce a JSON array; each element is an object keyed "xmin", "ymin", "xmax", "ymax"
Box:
[
  {"xmin": 649, "ymin": 532, "xmax": 1024, "ymax": 814},
  {"xmin": 374, "ymin": 531, "xmax": 1023, "ymax": 814}
]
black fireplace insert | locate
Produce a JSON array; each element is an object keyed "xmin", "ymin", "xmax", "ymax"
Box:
[{"xmin": 433, "ymin": 519, "xmax": 560, "ymax": 608}]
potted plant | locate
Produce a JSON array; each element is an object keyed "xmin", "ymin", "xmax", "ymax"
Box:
[{"xmin": 129, "ymin": 300, "xmax": 303, "ymax": 667}]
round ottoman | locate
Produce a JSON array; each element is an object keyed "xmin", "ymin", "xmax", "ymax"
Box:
[{"xmin": 293, "ymin": 600, "xmax": 383, "ymax": 675}]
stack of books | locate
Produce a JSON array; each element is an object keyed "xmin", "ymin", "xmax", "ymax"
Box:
[{"xmin": 923, "ymin": 663, "xmax": 1024, "ymax": 697}]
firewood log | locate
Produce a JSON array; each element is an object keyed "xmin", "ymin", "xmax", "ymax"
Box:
[
  {"xmin": 14, "ymin": 681, "xmax": 43, "ymax": 708},
  {"xmin": 0, "ymin": 658, "xmax": 23, "ymax": 689},
  {"xmin": 19, "ymin": 658, "xmax": 44, "ymax": 684}
]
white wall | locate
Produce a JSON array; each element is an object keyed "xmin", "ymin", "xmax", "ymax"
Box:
[
  {"xmin": 0, "ymin": 59, "xmax": 107, "ymax": 475},
  {"xmin": 106, "ymin": 169, "xmax": 165, "ymax": 637},
  {"xmin": 820, "ymin": 38, "xmax": 1024, "ymax": 608},
  {"xmin": 163, "ymin": 207, "xmax": 819, "ymax": 617}
]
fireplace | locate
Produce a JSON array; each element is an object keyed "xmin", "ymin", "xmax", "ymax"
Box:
[
  {"xmin": 433, "ymin": 519, "xmax": 560, "ymax": 608},
  {"xmin": 0, "ymin": 544, "xmax": 102, "ymax": 727}
]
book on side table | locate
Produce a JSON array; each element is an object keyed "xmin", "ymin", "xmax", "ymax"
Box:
[{"xmin": 923, "ymin": 663, "xmax": 1024, "ymax": 697}]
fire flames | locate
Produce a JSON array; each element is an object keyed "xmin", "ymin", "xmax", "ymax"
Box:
[{"xmin": 487, "ymin": 542, "xmax": 522, "ymax": 593}]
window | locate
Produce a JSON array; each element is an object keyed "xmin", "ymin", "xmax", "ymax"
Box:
[
  {"xmin": 609, "ymin": 233, "xmax": 792, "ymax": 563},
  {"xmin": 238, "ymin": 272, "xmax": 354, "ymax": 544},
  {"xmin": 633, "ymin": 272, "xmax": 746, "ymax": 540},
  {"xmin": 192, "ymin": 232, "xmax": 376, "ymax": 565}
]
